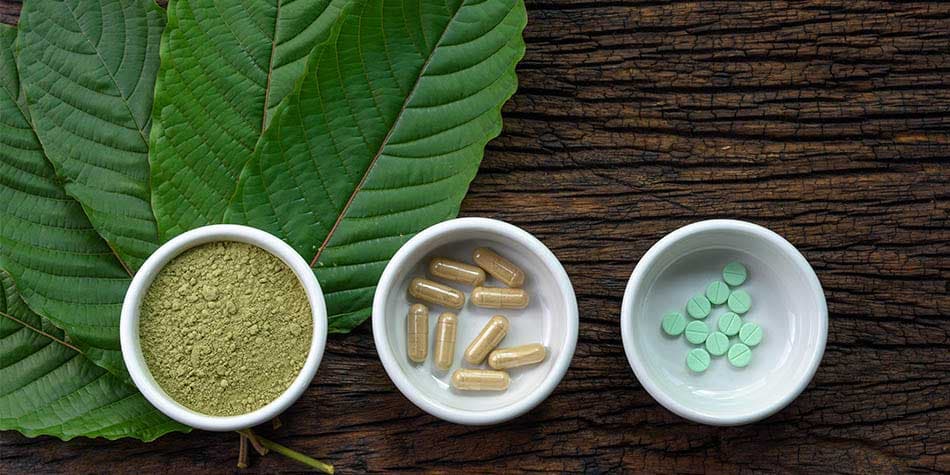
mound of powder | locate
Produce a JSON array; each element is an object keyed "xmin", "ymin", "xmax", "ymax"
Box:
[{"xmin": 140, "ymin": 241, "xmax": 312, "ymax": 416}]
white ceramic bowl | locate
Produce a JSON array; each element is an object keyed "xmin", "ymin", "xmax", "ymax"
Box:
[
  {"xmin": 621, "ymin": 219, "xmax": 827, "ymax": 425},
  {"xmin": 120, "ymin": 224, "xmax": 328, "ymax": 431},
  {"xmin": 373, "ymin": 218, "xmax": 578, "ymax": 425}
]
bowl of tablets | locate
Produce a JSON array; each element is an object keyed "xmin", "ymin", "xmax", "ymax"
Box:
[
  {"xmin": 373, "ymin": 218, "xmax": 578, "ymax": 425},
  {"xmin": 621, "ymin": 219, "xmax": 827, "ymax": 426}
]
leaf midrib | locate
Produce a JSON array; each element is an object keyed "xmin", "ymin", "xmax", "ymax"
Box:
[
  {"xmin": 0, "ymin": 309, "xmax": 83, "ymax": 354},
  {"xmin": 17, "ymin": 2, "xmax": 153, "ymax": 277},
  {"xmin": 8, "ymin": 75, "xmax": 136, "ymax": 279},
  {"xmin": 215, "ymin": 0, "xmax": 289, "ymax": 222},
  {"xmin": 308, "ymin": 2, "xmax": 467, "ymax": 267}
]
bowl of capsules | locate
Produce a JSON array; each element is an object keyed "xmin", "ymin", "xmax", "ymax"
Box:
[
  {"xmin": 373, "ymin": 218, "xmax": 578, "ymax": 425},
  {"xmin": 621, "ymin": 219, "xmax": 827, "ymax": 425}
]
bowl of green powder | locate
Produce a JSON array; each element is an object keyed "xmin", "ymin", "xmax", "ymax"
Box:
[{"xmin": 120, "ymin": 225, "xmax": 327, "ymax": 431}]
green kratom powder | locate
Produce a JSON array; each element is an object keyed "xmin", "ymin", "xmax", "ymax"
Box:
[{"xmin": 140, "ymin": 241, "xmax": 312, "ymax": 416}]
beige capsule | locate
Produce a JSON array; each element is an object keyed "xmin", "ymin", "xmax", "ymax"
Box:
[
  {"xmin": 408, "ymin": 278, "xmax": 464, "ymax": 309},
  {"xmin": 406, "ymin": 304, "xmax": 428, "ymax": 363},
  {"xmin": 429, "ymin": 257, "xmax": 486, "ymax": 287},
  {"xmin": 472, "ymin": 247, "xmax": 525, "ymax": 287},
  {"xmin": 471, "ymin": 286, "xmax": 529, "ymax": 309},
  {"xmin": 463, "ymin": 315, "xmax": 510, "ymax": 364},
  {"xmin": 488, "ymin": 343, "xmax": 546, "ymax": 370},
  {"xmin": 432, "ymin": 312, "xmax": 458, "ymax": 371},
  {"xmin": 451, "ymin": 369, "xmax": 510, "ymax": 391}
]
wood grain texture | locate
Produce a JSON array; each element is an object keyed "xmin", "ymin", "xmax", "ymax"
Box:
[{"xmin": 2, "ymin": 0, "xmax": 948, "ymax": 472}]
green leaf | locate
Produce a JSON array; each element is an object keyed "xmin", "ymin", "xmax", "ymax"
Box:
[
  {"xmin": 0, "ymin": 23, "xmax": 131, "ymax": 378},
  {"xmin": 227, "ymin": 0, "xmax": 527, "ymax": 332},
  {"xmin": 16, "ymin": 0, "xmax": 166, "ymax": 272},
  {"xmin": 149, "ymin": 0, "xmax": 349, "ymax": 240},
  {"xmin": 0, "ymin": 270, "xmax": 189, "ymax": 441}
]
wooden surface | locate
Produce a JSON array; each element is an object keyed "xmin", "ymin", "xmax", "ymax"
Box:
[{"xmin": 2, "ymin": 0, "xmax": 949, "ymax": 472}]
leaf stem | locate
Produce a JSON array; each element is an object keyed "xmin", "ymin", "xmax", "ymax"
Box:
[
  {"xmin": 237, "ymin": 429, "xmax": 268, "ymax": 456},
  {"xmin": 256, "ymin": 435, "xmax": 334, "ymax": 474},
  {"xmin": 237, "ymin": 434, "xmax": 249, "ymax": 469}
]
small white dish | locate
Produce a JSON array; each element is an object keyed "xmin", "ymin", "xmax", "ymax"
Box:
[
  {"xmin": 621, "ymin": 219, "xmax": 827, "ymax": 426},
  {"xmin": 120, "ymin": 224, "xmax": 328, "ymax": 431},
  {"xmin": 373, "ymin": 218, "xmax": 578, "ymax": 425}
]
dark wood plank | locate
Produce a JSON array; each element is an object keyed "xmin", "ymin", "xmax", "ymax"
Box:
[{"xmin": 2, "ymin": 0, "xmax": 948, "ymax": 473}]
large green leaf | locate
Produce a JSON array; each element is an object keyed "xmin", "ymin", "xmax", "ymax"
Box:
[
  {"xmin": 16, "ymin": 0, "xmax": 166, "ymax": 272},
  {"xmin": 149, "ymin": 0, "xmax": 349, "ymax": 240},
  {"xmin": 0, "ymin": 23, "xmax": 131, "ymax": 378},
  {"xmin": 227, "ymin": 0, "xmax": 527, "ymax": 332},
  {"xmin": 0, "ymin": 271, "xmax": 189, "ymax": 441}
]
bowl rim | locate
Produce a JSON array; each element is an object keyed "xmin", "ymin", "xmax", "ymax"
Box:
[
  {"xmin": 120, "ymin": 224, "xmax": 328, "ymax": 431},
  {"xmin": 620, "ymin": 219, "xmax": 827, "ymax": 426},
  {"xmin": 372, "ymin": 217, "xmax": 578, "ymax": 425}
]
